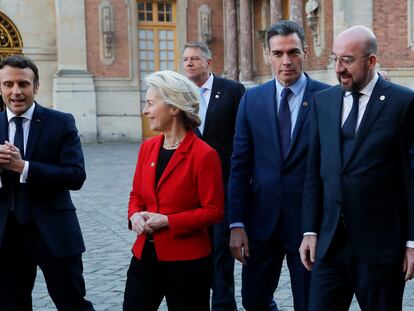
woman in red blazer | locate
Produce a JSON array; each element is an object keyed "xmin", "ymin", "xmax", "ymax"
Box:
[{"xmin": 123, "ymin": 70, "xmax": 224, "ymax": 311}]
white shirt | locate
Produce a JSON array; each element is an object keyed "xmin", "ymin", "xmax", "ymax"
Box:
[
  {"xmin": 199, "ymin": 73, "xmax": 214, "ymax": 128},
  {"xmin": 341, "ymin": 73, "xmax": 378, "ymax": 130},
  {"xmin": 2, "ymin": 104, "xmax": 35, "ymax": 185}
]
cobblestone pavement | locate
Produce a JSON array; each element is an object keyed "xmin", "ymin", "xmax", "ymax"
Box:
[{"xmin": 32, "ymin": 143, "xmax": 414, "ymax": 311}]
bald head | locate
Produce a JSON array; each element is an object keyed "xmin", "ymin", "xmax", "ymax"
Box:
[
  {"xmin": 336, "ymin": 26, "xmax": 378, "ymax": 55},
  {"xmin": 333, "ymin": 26, "xmax": 378, "ymax": 92}
]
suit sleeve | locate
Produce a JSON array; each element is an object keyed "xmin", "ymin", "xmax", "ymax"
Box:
[
  {"xmin": 128, "ymin": 143, "xmax": 147, "ymax": 221},
  {"xmin": 404, "ymin": 98, "xmax": 414, "ymax": 240},
  {"xmin": 302, "ymin": 100, "xmax": 323, "ymax": 234},
  {"xmin": 168, "ymin": 149, "xmax": 224, "ymax": 236},
  {"xmin": 27, "ymin": 114, "xmax": 86, "ymax": 190},
  {"xmin": 227, "ymin": 91, "xmax": 253, "ymax": 224}
]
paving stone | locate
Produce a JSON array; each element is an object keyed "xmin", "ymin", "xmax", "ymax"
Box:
[{"xmin": 31, "ymin": 143, "xmax": 414, "ymax": 311}]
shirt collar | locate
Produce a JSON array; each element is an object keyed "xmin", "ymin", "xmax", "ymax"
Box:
[
  {"xmin": 7, "ymin": 102, "xmax": 35, "ymax": 122},
  {"xmin": 275, "ymin": 73, "xmax": 307, "ymax": 97},
  {"xmin": 201, "ymin": 73, "xmax": 214, "ymax": 91},
  {"xmin": 345, "ymin": 72, "xmax": 379, "ymax": 98}
]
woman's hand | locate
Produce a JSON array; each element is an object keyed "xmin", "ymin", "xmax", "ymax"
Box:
[
  {"xmin": 140, "ymin": 211, "xmax": 169, "ymax": 231},
  {"xmin": 130, "ymin": 212, "xmax": 153, "ymax": 235}
]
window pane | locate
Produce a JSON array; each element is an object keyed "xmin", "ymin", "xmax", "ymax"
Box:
[
  {"xmin": 168, "ymin": 51, "xmax": 174, "ymax": 59},
  {"xmin": 167, "ymin": 61, "xmax": 174, "ymax": 69},
  {"xmin": 160, "ymin": 61, "xmax": 167, "ymax": 70},
  {"xmin": 148, "ymin": 51, "xmax": 154, "ymax": 60},
  {"xmin": 158, "ymin": 3, "xmax": 164, "ymax": 12},
  {"xmin": 147, "ymin": 30, "xmax": 153, "ymax": 39},
  {"xmin": 159, "ymin": 41, "xmax": 166, "ymax": 49},
  {"xmin": 158, "ymin": 13, "xmax": 165, "ymax": 22},
  {"xmin": 166, "ymin": 4, "xmax": 172, "ymax": 13},
  {"xmin": 159, "ymin": 51, "xmax": 167, "ymax": 60},
  {"xmin": 138, "ymin": 3, "xmax": 144, "ymax": 10},
  {"xmin": 140, "ymin": 51, "xmax": 147, "ymax": 59},
  {"xmin": 159, "ymin": 30, "xmax": 166, "ymax": 39},
  {"xmin": 146, "ymin": 3, "xmax": 152, "ymax": 11},
  {"xmin": 166, "ymin": 13, "xmax": 172, "ymax": 22},
  {"xmin": 167, "ymin": 31, "xmax": 173, "ymax": 39},
  {"xmin": 148, "ymin": 40, "xmax": 154, "ymax": 49},
  {"xmin": 146, "ymin": 13, "xmax": 153, "ymax": 21},
  {"xmin": 167, "ymin": 40, "xmax": 174, "ymax": 49},
  {"xmin": 138, "ymin": 12, "xmax": 145, "ymax": 21},
  {"xmin": 148, "ymin": 62, "xmax": 154, "ymax": 70},
  {"xmin": 140, "ymin": 61, "xmax": 147, "ymax": 70}
]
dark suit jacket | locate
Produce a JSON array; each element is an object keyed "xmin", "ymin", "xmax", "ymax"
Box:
[
  {"xmin": 228, "ymin": 75, "xmax": 329, "ymax": 247},
  {"xmin": 302, "ymin": 77, "xmax": 414, "ymax": 263},
  {"xmin": 199, "ymin": 75, "xmax": 245, "ymax": 184},
  {"xmin": 128, "ymin": 130, "xmax": 224, "ymax": 261},
  {"xmin": 0, "ymin": 103, "xmax": 86, "ymax": 258}
]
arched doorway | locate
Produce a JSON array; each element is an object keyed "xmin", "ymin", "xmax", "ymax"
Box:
[
  {"xmin": 0, "ymin": 11, "xmax": 23, "ymax": 110},
  {"xmin": 0, "ymin": 11, "xmax": 23, "ymax": 60}
]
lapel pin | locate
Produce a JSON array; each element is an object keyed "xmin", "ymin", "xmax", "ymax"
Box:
[
  {"xmin": 379, "ymin": 95, "xmax": 385, "ymax": 101},
  {"xmin": 150, "ymin": 162, "xmax": 155, "ymax": 167},
  {"xmin": 215, "ymin": 94, "xmax": 220, "ymax": 99},
  {"xmin": 302, "ymin": 101, "xmax": 308, "ymax": 107},
  {"xmin": 36, "ymin": 119, "xmax": 41, "ymax": 122}
]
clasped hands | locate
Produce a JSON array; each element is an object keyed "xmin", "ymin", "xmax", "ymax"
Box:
[
  {"xmin": 130, "ymin": 211, "xmax": 169, "ymax": 235},
  {"xmin": 0, "ymin": 141, "xmax": 25, "ymax": 174}
]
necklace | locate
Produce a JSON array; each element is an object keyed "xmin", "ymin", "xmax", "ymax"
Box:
[{"xmin": 163, "ymin": 138, "xmax": 183, "ymax": 149}]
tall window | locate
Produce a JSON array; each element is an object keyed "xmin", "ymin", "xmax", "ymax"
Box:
[{"xmin": 137, "ymin": 1, "xmax": 177, "ymax": 139}]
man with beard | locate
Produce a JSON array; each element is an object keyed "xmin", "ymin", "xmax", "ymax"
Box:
[{"xmin": 299, "ymin": 26, "xmax": 414, "ymax": 310}]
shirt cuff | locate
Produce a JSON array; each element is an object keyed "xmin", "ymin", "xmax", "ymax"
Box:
[
  {"xmin": 229, "ymin": 222, "xmax": 244, "ymax": 229},
  {"xmin": 406, "ymin": 241, "xmax": 414, "ymax": 248},
  {"xmin": 304, "ymin": 232, "xmax": 318, "ymax": 236},
  {"xmin": 20, "ymin": 161, "xmax": 29, "ymax": 183}
]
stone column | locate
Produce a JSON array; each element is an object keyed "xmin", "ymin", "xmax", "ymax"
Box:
[
  {"xmin": 53, "ymin": 0, "xmax": 97, "ymax": 142},
  {"xmin": 239, "ymin": 0, "xmax": 254, "ymax": 83},
  {"xmin": 224, "ymin": 0, "xmax": 239, "ymax": 81},
  {"xmin": 270, "ymin": 0, "xmax": 283, "ymax": 25},
  {"xmin": 290, "ymin": 0, "xmax": 303, "ymax": 25}
]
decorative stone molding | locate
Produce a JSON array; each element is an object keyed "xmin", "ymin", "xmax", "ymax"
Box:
[
  {"xmin": 305, "ymin": 0, "xmax": 325, "ymax": 56},
  {"xmin": 198, "ymin": 5, "xmax": 212, "ymax": 43},
  {"xmin": 408, "ymin": 0, "xmax": 414, "ymax": 51},
  {"xmin": 0, "ymin": 11, "xmax": 23, "ymax": 60},
  {"xmin": 100, "ymin": 0, "xmax": 115, "ymax": 65}
]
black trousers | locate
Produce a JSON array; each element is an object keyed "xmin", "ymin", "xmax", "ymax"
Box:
[
  {"xmin": 123, "ymin": 240, "xmax": 212, "ymax": 311},
  {"xmin": 308, "ymin": 223, "xmax": 406, "ymax": 311},
  {"xmin": 0, "ymin": 213, "xmax": 94, "ymax": 311},
  {"xmin": 209, "ymin": 219, "xmax": 237, "ymax": 311}
]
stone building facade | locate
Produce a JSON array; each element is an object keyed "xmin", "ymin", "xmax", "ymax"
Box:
[{"xmin": 0, "ymin": 0, "xmax": 413, "ymax": 142}]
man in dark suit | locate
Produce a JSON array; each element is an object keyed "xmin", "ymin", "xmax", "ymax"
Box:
[
  {"xmin": 227, "ymin": 21, "xmax": 329, "ymax": 311},
  {"xmin": 0, "ymin": 55, "xmax": 94, "ymax": 310},
  {"xmin": 183, "ymin": 41, "xmax": 245, "ymax": 311},
  {"xmin": 299, "ymin": 25, "xmax": 414, "ymax": 310}
]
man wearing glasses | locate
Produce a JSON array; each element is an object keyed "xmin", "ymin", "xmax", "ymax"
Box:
[{"xmin": 299, "ymin": 25, "xmax": 414, "ymax": 310}]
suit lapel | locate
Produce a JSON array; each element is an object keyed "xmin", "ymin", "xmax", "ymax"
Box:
[
  {"xmin": 25, "ymin": 103, "xmax": 46, "ymax": 160},
  {"xmin": 343, "ymin": 78, "xmax": 390, "ymax": 169},
  {"xmin": 289, "ymin": 77, "xmax": 313, "ymax": 152},
  {"xmin": 0, "ymin": 112, "xmax": 8, "ymax": 144},
  {"xmin": 156, "ymin": 131, "xmax": 195, "ymax": 191},
  {"xmin": 266, "ymin": 80, "xmax": 283, "ymax": 164},
  {"xmin": 330, "ymin": 87, "xmax": 344, "ymax": 168},
  {"xmin": 203, "ymin": 76, "xmax": 222, "ymax": 136}
]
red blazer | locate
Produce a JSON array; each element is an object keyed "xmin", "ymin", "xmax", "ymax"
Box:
[{"xmin": 128, "ymin": 130, "xmax": 224, "ymax": 261}]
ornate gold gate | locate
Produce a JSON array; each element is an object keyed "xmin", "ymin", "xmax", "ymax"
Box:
[{"xmin": 0, "ymin": 11, "xmax": 23, "ymax": 60}]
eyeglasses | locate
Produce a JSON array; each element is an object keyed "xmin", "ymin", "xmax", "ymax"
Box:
[{"xmin": 329, "ymin": 54, "xmax": 371, "ymax": 67}]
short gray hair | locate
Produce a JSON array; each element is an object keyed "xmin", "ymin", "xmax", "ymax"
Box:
[
  {"xmin": 183, "ymin": 41, "xmax": 212, "ymax": 60},
  {"xmin": 145, "ymin": 70, "xmax": 201, "ymax": 128}
]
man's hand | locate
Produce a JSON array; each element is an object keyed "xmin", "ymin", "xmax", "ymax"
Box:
[
  {"xmin": 130, "ymin": 212, "xmax": 153, "ymax": 235},
  {"xmin": 0, "ymin": 143, "xmax": 12, "ymax": 167},
  {"xmin": 403, "ymin": 247, "xmax": 414, "ymax": 281},
  {"xmin": 299, "ymin": 235, "xmax": 317, "ymax": 271},
  {"xmin": 2, "ymin": 141, "xmax": 24, "ymax": 173},
  {"xmin": 229, "ymin": 227, "xmax": 249, "ymax": 264},
  {"xmin": 140, "ymin": 211, "xmax": 169, "ymax": 231}
]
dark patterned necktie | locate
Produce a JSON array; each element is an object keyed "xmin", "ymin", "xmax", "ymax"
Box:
[
  {"xmin": 341, "ymin": 92, "xmax": 361, "ymax": 163},
  {"xmin": 13, "ymin": 116, "xmax": 24, "ymax": 157},
  {"xmin": 278, "ymin": 87, "xmax": 292, "ymax": 159}
]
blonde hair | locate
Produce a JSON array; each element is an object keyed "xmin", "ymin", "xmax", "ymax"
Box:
[{"xmin": 145, "ymin": 70, "xmax": 201, "ymax": 128}]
